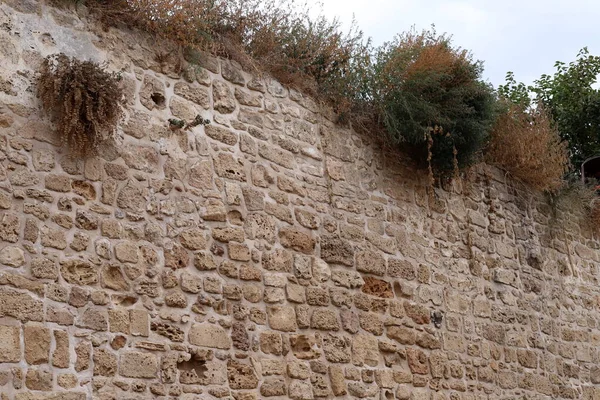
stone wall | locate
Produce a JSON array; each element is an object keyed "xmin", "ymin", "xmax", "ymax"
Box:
[{"xmin": 1, "ymin": 1, "xmax": 600, "ymax": 399}]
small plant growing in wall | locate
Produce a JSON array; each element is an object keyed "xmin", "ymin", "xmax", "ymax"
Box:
[
  {"xmin": 168, "ymin": 114, "xmax": 210, "ymax": 130},
  {"xmin": 38, "ymin": 53, "xmax": 124, "ymax": 156}
]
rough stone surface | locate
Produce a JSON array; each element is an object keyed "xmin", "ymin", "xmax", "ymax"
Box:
[
  {"xmin": 24, "ymin": 324, "xmax": 51, "ymax": 365},
  {"xmin": 0, "ymin": 4, "xmax": 599, "ymax": 398},
  {"xmin": 0, "ymin": 325, "xmax": 20, "ymax": 362},
  {"xmin": 188, "ymin": 323, "xmax": 232, "ymax": 349},
  {"xmin": 119, "ymin": 351, "xmax": 158, "ymax": 378}
]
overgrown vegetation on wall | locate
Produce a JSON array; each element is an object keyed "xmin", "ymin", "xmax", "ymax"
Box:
[
  {"xmin": 60, "ymin": 0, "xmax": 597, "ymax": 191},
  {"xmin": 372, "ymin": 30, "xmax": 496, "ymax": 174},
  {"xmin": 38, "ymin": 53, "xmax": 124, "ymax": 156},
  {"xmin": 486, "ymin": 103, "xmax": 569, "ymax": 192},
  {"xmin": 499, "ymin": 49, "xmax": 600, "ymax": 173}
]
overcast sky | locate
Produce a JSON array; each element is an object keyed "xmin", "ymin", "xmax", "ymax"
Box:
[{"xmin": 316, "ymin": 0, "xmax": 600, "ymax": 88}]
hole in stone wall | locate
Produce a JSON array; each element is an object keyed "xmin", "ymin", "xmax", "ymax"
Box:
[
  {"xmin": 177, "ymin": 358, "xmax": 208, "ymax": 384},
  {"xmin": 384, "ymin": 390, "xmax": 394, "ymax": 399},
  {"xmin": 393, "ymin": 281, "xmax": 403, "ymax": 298},
  {"xmin": 151, "ymin": 92, "xmax": 166, "ymax": 107}
]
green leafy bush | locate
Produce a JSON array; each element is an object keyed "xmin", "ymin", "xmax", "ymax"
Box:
[
  {"xmin": 500, "ymin": 48, "xmax": 600, "ymax": 173},
  {"xmin": 372, "ymin": 29, "xmax": 496, "ymax": 173}
]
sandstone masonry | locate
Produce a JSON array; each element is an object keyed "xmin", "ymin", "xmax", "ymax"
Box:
[{"xmin": 0, "ymin": 1, "xmax": 599, "ymax": 399}]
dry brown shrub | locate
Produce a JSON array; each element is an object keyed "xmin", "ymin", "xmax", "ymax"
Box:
[
  {"xmin": 38, "ymin": 53, "xmax": 123, "ymax": 156},
  {"xmin": 486, "ymin": 103, "xmax": 569, "ymax": 192},
  {"xmin": 82, "ymin": 0, "xmax": 369, "ymax": 117}
]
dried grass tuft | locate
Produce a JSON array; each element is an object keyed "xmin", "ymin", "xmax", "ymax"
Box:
[
  {"xmin": 486, "ymin": 103, "xmax": 569, "ymax": 192},
  {"xmin": 38, "ymin": 53, "xmax": 123, "ymax": 156}
]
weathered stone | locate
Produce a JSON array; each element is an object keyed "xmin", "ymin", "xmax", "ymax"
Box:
[
  {"xmin": 72, "ymin": 180, "xmax": 96, "ymax": 200},
  {"xmin": 221, "ymin": 60, "xmax": 245, "ymax": 85},
  {"xmin": 0, "ymin": 288, "xmax": 43, "ymax": 321},
  {"xmin": 60, "ymin": 259, "xmax": 98, "ymax": 285},
  {"xmin": 227, "ymin": 360, "xmax": 258, "ymax": 389},
  {"xmin": 40, "ymin": 226, "xmax": 67, "ymax": 249},
  {"xmin": 387, "ymin": 326, "xmax": 416, "ymax": 345},
  {"xmin": 289, "ymin": 379, "xmax": 314, "ymax": 400},
  {"xmin": 77, "ymin": 308, "xmax": 108, "ymax": 331},
  {"xmin": 356, "ymin": 250, "xmax": 386, "ymax": 276},
  {"xmin": 109, "ymin": 309, "xmax": 130, "ymax": 334},
  {"xmin": 165, "ymin": 291, "xmax": 187, "ymax": 308},
  {"xmin": 75, "ymin": 209, "xmax": 99, "ymax": 230},
  {"xmin": 213, "ymin": 153, "xmax": 246, "ymax": 181},
  {"xmin": 57, "ymin": 373, "xmax": 78, "ymax": 389},
  {"xmin": 188, "ymin": 323, "xmax": 231, "ymax": 349},
  {"xmin": 174, "ymin": 82, "xmax": 210, "ymax": 108},
  {"xmin": 329, "ymin": 365, "xmax": 347, "ymax": 395},
  {"xmin": 188, "ymin": 160, "xmax": 214, "ymax": 189},
  {"xmin": 205, "ymin": 124, "xmax": 238, "ymax": 145},
  {"xmin": 361, "ymin": 276, "xmax": 393, "ymax": 298},
  {"xmin": 194, "ymin": 251, "xmax": 217, "ymax": 271},
  {"xmin": 52, "ymin": 330, "xmax": 69, "ymax": 368},
  {"xmin": 116, "ymin": 181, "xmax": 147, "ymax": 213},
  {"xmin": 406, "ymin": 348, "xmax": 429, "ymax": 375},
  {"xmin": 310, "ymin": 309, "xmax": 339, "ymax": 331},
  {"xmin": 352, "ymin": 334, "xmax": 379, "ymax": 367},
  {"xmin": 119, "ymin": 351, "xmax": 158, "ymax": 378},
  {"xmin": 331, "ymin": 269, "xmax": 364, "ymax": 289},
  {"xmin": 179, "ymin": 228, "xmax": 207, "ymax": 250},
  {"xmin": 258, "ymin": 142, "xmax": 296, "ymax": 169},
  {"xmin": 101, "ymin": 264, "xmax": 129, "ymax": 291},
  {"xmin": 323, "ymin": 334, "xmax": 352, "ymax": 363},
  {"xmin": 268, "ymin": 306, "xmax": 298, "ymax": 332},
  {"xmin": 74, "ymin": 342, "xmax": 91, "ymax": 372},
  {"xmin": 279, "ymin": 228, "xmax": 315, "ymax": 254},
  {"xmin": 44, "ymin": 174, "xmax": 71, "ymax": 192},
  {"xmin": 164, "ymin": 243, "xmax": 189, "ymax": 270},
  {"xmin": 140, "ymin": 74, "xmax": 166, "ymax": 111},
  {"xmin": 213, "ymin": 80, "xmax": 236, "ymax": 114},
  {"xmin": 0, "ymin": 325, "xmax": 20, "ymax": 362},
  {"xmin": 25, "ymin": 367, "xmax": 53, "ymax": 391},
  {"xmin": 0, "ymin": 213, "xmax": 20, "ymax": 242},
  {"xmin": 130, "ymin": 309, "xmax": 149, "ymax": 337},
  {"xmin": 0, "ymin": 245, "xmax": 25, "ymax": 267},
  {"xmin": 24, "ymin": 324, "xmax": 51, "ymax": 365},
  {"xmin": 93, "ymin": 348, "xmax": 117, "ymax": 376},
  {"xmin": 321, "ymin": 235, "xmax": 354, "ymax": 266},
  {"xmin": 261, "ymin": 377, "xmax": 287, "ymax": 397}
]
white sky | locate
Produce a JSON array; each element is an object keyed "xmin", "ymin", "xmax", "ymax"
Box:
[{"xmin": 315, "ymin": 0, "xmax": 600, "ymax": 88}]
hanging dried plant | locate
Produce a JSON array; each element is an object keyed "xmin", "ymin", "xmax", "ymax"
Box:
[{"xmin": 38, "ymin": 53, "xmax": 124, "ymax": 156}]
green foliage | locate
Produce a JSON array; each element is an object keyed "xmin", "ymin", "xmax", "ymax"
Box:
[
  {"xmin": 533, "ymin": 48, "xmax": 600, "ymax": 170},
  {"xmin": 501, "ymin": 48, "xmax": 600, "ymax": 172},
  {"xmin": 497, "ymin": 72, "xmax": 530, "ymax": 108},
  {"xmin": 372, "ymin": 29, "xmax": 497, "ymax": 173}
]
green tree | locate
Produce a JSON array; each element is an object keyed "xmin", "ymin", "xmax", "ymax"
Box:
[{"xmin": 501, "ymin": 48, "xmax": 600, "ymax": 172}]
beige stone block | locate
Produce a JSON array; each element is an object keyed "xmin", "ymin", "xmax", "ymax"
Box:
[
  {"xmin": 0, "ymin": 325, "xmax": 20, "ymax": 362},
  {"xmin": 108, "ymin": 309, "xmax": 130, "ymax": 334},
  {"xmin": 24, "ymin": 323, "xmax": 51, "ymax": 365},
  {"xmin": 188, "ymin": 323, "xmax": 231, "ymax": 349},
  {"xmin": 119, "ymin": 351, "xmax": 158, "ymax": 378},
  {"xmin": 52, "ymin": 330, "xmax": 69, "ymax": 368},
  {"xmin": 130, "ymin": 309, "xmax": 149, "ymax": 337}
]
